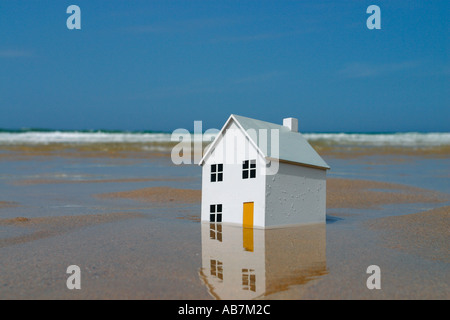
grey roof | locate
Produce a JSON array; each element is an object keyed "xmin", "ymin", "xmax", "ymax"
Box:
[{"xmin": 231, "ymin": 114, "xmax": 330, "ymax": 170}]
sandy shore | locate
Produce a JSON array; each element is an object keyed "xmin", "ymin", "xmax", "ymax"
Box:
[
  {"xmin": 0, "ymin": 201, "xmax": 19, "ymax": 209},
  {"xmin": 93, "ymin": 178, "xmax": 448, "ymax": 209},
  {"xmin": 95, "ymin": 186, "xmax": 201, "ymax": 204},
  {"xmin": 0, "ymin": 144, "xmax": 172, "ymax": 160},
  {"xmin": 314, "ymin": 144, "xmax": 450, "ymax": 159},
  {"xmin": 366, "ymin": 206, "xmax": 450, "ymax": 263},
  {"xmin": 4, "ymin": 177, "xmax": 448, "ymax": 255},
  {"xmin": 326, "ymin": 178, "xmax": 448, "ymax": 209},
  {"xmin": 1, "ymin": 142, "xmax": 449, "ymax": 160},
  {"xmin": 0, "ymin": 147, "xmax": 448, "ymax": 299},
  {"xmin": 13, "ymin": 177, "xmax": 192, "ymax": 186},
  {"xmin": 4, "ymin": 177, "xmax": 447, "ymax": 248},
  {"xmin": 0, "ymin": 212, "xmax": 143, "ymax": 248}
]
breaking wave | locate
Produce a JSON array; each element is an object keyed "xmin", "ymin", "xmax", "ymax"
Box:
[{"xmin": 0, "ymin": 129, "xmax": 449, "ymax": 147}]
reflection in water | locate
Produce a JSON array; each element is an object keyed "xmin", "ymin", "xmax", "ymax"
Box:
[
  {"xmin": 199, "ymin": 223, "xmax": 327, "ymax": 299},
  {"xmin": 243, "ymin": 227, "xmax": 253, "ymax": 252}
]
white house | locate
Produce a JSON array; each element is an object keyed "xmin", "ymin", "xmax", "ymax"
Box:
[{"xmin": 199, "ymin": 114, "xmax": 330, "ymax": 229}]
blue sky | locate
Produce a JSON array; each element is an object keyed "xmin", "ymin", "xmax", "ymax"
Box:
[{"xmin": 0, "ymin": 0, "xmax": 448, "ymax": 132}]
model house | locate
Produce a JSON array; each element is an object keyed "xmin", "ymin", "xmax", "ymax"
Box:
[{"xmin": 199, "ymin": 114, "xmax": 330, "ymax": 228}]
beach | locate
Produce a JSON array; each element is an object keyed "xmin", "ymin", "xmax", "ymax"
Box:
[{"xmin": 0, "ymin": 135, "xmax": 449, "ymax": 299}]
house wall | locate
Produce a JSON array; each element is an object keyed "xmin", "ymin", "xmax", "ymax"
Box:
[
  {"xmin": 264, "ymin": 162, "xmax": 326, "ymax": 227},
  {"xmin": 201, "ymin": 121, "xmax": 267, "ymax": 228}
]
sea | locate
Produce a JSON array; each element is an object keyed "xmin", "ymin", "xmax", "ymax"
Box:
[{"xmin": 0, "ymin": 129, "xmax": 449, "ymax": 147}]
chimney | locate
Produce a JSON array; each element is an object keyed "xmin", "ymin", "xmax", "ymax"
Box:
[{"xmin": 283, "ymin": 117, "xmax": 298, "ymax": 132}]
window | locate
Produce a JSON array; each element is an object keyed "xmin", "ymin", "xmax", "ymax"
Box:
[
  {"xmin": 242, "ymin": 268, "xmax": 256, "ymax": 292},
  {"xmin": 211, "ymin": 259, "xmax": 223, "ymax": 281},
  {"xmin": 242, "ymin": 160, "xmax": 256, "ymax": 179},
  {"xmin": 210, "ymin": 223, "xmax": 222, "ymax": 242},
  {"xmin": 211, "ymin": 164, "xmax": 223, "ymax": 182},
  {"xmin": 210, "ymin": 204, "xmax": 222, "ymax": 222}
]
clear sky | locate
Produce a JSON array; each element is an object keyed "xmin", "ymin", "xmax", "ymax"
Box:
[{"xmin": 0, "ymin": 0, "xmax": 448, "ymax": 132}]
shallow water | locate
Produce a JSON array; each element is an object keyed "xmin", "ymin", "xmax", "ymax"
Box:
[
  {"xmin": 0, "ymin": 152, "xmax": 448, "ymax": 299},
  {"xmin": 326, "ymin": 154, "xmax": 450, "ymax": 193}
]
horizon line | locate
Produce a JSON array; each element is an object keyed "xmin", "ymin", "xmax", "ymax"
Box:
[{"xmin": 0, "ymin": 127, "xmax": 449, "ymax": 135}]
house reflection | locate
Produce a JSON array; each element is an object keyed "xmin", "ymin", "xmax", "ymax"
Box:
[{"xmin": 199, "ymin": 222, "xmax": 327, "ymax": 299}]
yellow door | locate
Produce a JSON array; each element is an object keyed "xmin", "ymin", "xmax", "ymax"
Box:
[
  {"xmin": 243, "ymin": 202, "xmax": 254, "ymax": 228},
  {"xmin": 243, "ymin": 202, "xmax": 254, "ymax": 252}
]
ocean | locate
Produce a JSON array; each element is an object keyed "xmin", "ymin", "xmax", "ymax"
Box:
[{"xmin": 0, "ymin": 129, "xmax": 449, "ymax": 148}]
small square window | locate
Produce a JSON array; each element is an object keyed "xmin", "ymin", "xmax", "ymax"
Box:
[
  {"xmin": 242, "ymin": 159, "xmax": 256, "ymax": 179},
  {"xmin": 209, "ymin": 204, "xmax": 223, "ymax": 223},
  {"xmin": 211, "ymin": 163, "xmax": 223, "ymax": 182}
]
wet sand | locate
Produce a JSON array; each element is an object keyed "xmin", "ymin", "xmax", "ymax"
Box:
[
  {"xmin": 3, "ymin": 177, "xmax": 447, "ymax": 248},
  {"xmin": 366, "ymin": 206, "xmax": 450, "ymax": 263},
  {"xmin": 92, "ymin": 177, "xmax": 448, "ymax": 209},
  {"xmin": 13, "ymin": 177, "xmax": 192, "ymax": 186},
  {"xmin": 314, "ymin": 144, "xmax": 450, "ymax": 159},
  {"xmin": 95, "ymin": 186, "xmax": 201, "ymax": 204},
  {"xmin": 0, "ymin": 144, "xmax": 172, "ymax": 160},
  {"xmin": 327, "ymin": 178, "xmax": 448, "ymax": 209},
  {"xmin": 1, "ymin": 142, "xmax": 449, "ymax": 160},
  {"xmin": 0, "ymin": 146, "xmax": 449, "ymax": 299},
  {"xmin": 0, "ymin": 212, "xmax": 143, "ymax": 248},
  {"xmin": 0, "ymin": 201, "xmax": 18, "ymax": 209}
]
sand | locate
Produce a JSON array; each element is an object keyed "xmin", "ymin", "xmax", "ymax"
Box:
[
  {"xmin": 0, "ymin": 212, "xmax": 143, "ymax": 248},
  {"xmin": 13, "ymin": 177, "xmax": 192, "ymax": 186},
  {"xmin": 313, "ymin": 144, "xmax": 450, "ymax": 159},
  {"xmin": 95, "ymin": 186, "xmax": 201, "ymax": 204},
  {"xmin": 365, "ymin": 206, "xmax": 450, "ymax": 263},
  {"xmin": 92, "ymin": 178, "xmax": 448, "ymax": 209},
  {"xmin": 1, "ymin": 142, "xmax": 449, "ymax": 161},
  {"xmin": 326, "ymin": 178, "xmax": 448, "ymax": 209},
  {"xmin": 0, "ymin": 146, "xmax": 449, "ymax": 299},
  {"xmin": 0, "ymin": 144, "xmax": 172, "ymax": 160},
  {"xmin": 0, "ymin": 201, "xmax": 19, "ymax": 209}
]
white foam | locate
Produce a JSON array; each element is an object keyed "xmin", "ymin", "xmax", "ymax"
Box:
[
  {"xmin": 0, "ymin": 131, "xmax": 215, "ymax": 145},
  {"xmin": 302, "ymin": 132, "xmax": 450, "ymax": 147},
  {"xmin": 0, "ymin": 131, "xmax": 448, "ymax": 147}
]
